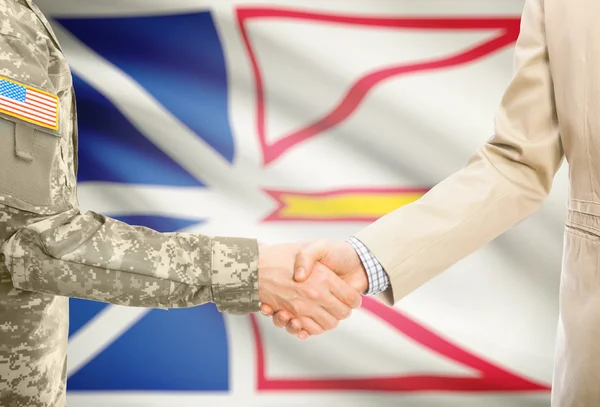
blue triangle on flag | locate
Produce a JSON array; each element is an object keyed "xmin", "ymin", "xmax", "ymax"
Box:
[
  {"xmin": 67, "ymin": 214, "xmax": 223, "ymax": 390},
  {"xmin": 69, "ymin": 215, "xmax": 202, "ymax": 338},
  {"xmin": 67, "ymin": 304, "xmax": 229, "ymax": 391},
  {"xmin": 72, "ymin": 73, "xmax": 204, "ymax": 187},
  {"xmin": 59, "ymin": 11, "xmax": 235, "ymax": 164},
  {"xmin": 68, "ymin": 299, "xmax": 109, "ymax": 338}
]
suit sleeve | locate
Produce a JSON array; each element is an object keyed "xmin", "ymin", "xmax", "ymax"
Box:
[
  {"xmin": 1, "ymin": 210, "xmax": 259, "ymax": 314},
  {"xmin": 355, "ymin": 0, "xmax": 563, "ymax": 305}
]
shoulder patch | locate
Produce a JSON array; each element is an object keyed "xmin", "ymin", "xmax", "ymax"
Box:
[{"xmin": 0, "ymin": 76, "xmax": 59, "ymax": 131}]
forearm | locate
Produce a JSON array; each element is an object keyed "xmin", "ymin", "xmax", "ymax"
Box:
[
  {"xmin": 1, "ymin": 208, "xmax": 259, "ymax": 313},
  {"xmin": 356, "ymin": 0, "xmax": 563, "ymax": 305},
  {"xmin": 356, "ymin": 148, "xmax": 551, "ymax": 304}
]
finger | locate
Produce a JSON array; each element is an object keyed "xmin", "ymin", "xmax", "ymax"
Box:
[
  {"xmin": 320, "ymin": 295, "xmax": 354, "ymax": 321},
  {"xmin": 327, "ymin": 273, "xmax": 362, "ymax": 310},
  {"xmin": 285, "ymin": 318, "xmax": 303, "ymax": 336},
  {"xmin": 272, "ymin": 310, "xmax": 292, "ymax": 328},
  {"xmin": 294, "ymin": 240, "xmax": 329, "ymax": 282},
  {"xmin": 297, "ymin": 330, "xmax": 310, "ymax": 341},
  {"xmin": 307, "ymin": 306, "xmax": 339, "ymax": 331},
  {"xmin": 295, "ymin": 316, "xmax": 326, "ymax": 336},
  {"xmin": 295, "ymin": 271, "xmax": 351, "ymax": 325},
  {"xmin": 295, "ymin": 284, "xmax": 343, "ymax": 329},
  {"xmin": 260, "ymin": 303, "xmax": 274, "ymax": 316}
]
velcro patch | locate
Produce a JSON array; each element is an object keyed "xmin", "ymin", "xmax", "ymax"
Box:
[{"xmin": 0, "ymin": 76, "xmax": 59, "ymax": 131}]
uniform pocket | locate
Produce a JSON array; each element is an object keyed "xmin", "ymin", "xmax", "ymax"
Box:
[{"xmin": 0, "ymin": 117, "xmax": 63, "ymax": 213}]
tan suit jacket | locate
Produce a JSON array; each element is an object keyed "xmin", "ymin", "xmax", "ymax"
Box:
[{"xmin": 356, "ymin": 0, "xmax": 597, "ymax": 404}]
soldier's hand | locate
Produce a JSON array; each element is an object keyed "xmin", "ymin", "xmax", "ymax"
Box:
[
  {"xmin": 258, "ymin": 243, "xmax": 362, "ymax": 338},
  {"xmin": 260, "ymin": 240, "xmax": 369, "ymax": 340}
]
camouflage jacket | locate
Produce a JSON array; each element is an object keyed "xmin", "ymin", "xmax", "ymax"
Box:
[{"xmin": 0, "ymin": 1, "xmax": 258, "ymax": 405}]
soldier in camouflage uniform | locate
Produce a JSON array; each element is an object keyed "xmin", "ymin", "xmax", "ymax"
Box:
[{"xmin": 0, "ymin": 1, "xmax": 362, "ymax": 405}]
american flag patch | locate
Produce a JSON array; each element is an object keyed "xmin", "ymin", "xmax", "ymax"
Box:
[{"xmin": 0, "ymin": 76, "xmax": 59, "ymax": 131}]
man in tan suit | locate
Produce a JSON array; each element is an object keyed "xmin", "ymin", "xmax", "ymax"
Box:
[{"xmin": 260, "ymin": 0, "xmax": 595, "ymax": 404}]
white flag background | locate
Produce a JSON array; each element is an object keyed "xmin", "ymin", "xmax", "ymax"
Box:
[{"xmin": 36, "ymin": 0, "xmax": 567, "ymax": 406}]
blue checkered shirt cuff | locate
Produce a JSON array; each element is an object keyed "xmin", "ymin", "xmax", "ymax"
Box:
[{"xmin": 347, "ymin": 236, "xmax": 390, "ymax": 296}]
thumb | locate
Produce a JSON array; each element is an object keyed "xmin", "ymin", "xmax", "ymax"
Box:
[{"xmin": 294, "ymin": 240, "xmax": 329, "ymax": 282}]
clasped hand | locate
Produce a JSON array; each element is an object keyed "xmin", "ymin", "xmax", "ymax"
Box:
[{"xmin": 258, "ymin": 240, "xmax": 368, "ymax": 340}]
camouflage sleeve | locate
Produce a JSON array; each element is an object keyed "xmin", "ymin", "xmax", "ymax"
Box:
[
  {"xmin": 0, "ymin": 2, "xmax": 258, "ymax": 315},
  {"xmin": 1, "ymin": 209, "xmax": 259, "ymax": 314}
]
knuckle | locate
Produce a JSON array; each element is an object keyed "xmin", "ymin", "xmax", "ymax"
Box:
[
  {"xmin": 274, "ymin": 316, "xmax": 287, "ymax": 327},
  {"xmin": 329, "ymin": 304, "xmax": 347, "ymax": 320},
  {"xmin": 290, "ymin": 299, "xmax": 305, "ymax": 315},
  {"xmin": 338, "ymin": 306, "xmax": 351, "ymax": 320},
  {"xmin": 315, "ymin": 270, "xmax": 329, "ymax": 282},
  {"xmin": 300, "ymin": 318, "xmax": 322, "ymax": 335},
  {"xmin": 305, "ymin": 287, "xmax": 320, "ymax": 301},
  {"xmin": 346, "ymin": 293, "xmax": 360, "ymax": 307},
  {"xmin": 297, "ymin": 249, "xmax": 311, "ymax": 261},
  {"xmin": 325, "ymin": 319, "xmax": 338, "ymax": 330}
]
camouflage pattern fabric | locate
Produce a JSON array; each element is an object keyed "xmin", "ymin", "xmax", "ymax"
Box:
[{"xmin": 0, "ymin": 1, "xmax": 259, "ymax": 405}]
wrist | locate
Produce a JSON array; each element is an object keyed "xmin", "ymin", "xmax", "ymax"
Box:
[
  {"xmin": 343, "ymin": 241, "xmax": 369, "ymax": 293},
  {"xmin": 355, "ymin": 262, "xmax": 369, "ymax": 294}
]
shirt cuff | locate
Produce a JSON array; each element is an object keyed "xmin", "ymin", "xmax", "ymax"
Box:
[{"xmin": 346, "ymin": 236, "xmax": 390, "ymax": 296}]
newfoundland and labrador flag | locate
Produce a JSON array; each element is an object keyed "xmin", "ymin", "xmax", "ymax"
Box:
[{"xmin": 36, "ymin": 0, "xmax": 565, "ymax": 406}]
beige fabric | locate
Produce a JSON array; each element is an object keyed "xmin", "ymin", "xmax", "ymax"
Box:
[{"xmin": 356, "ymin": 0, "xmax": 600, "ymax": 404}]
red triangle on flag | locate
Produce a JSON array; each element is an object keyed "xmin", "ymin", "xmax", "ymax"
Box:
[
  {"xmin": 237, "ymin": 8, "xmax": 521, "ymax": 166},
  {"xmin": 250, "ymin": 297, "xmax": 549, "ymax": 392}
]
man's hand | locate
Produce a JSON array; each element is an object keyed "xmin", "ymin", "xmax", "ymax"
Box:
[
  {"xmin": 295, "ymin": 240, "xmax": 368, "ymax": 291},
  {"xmin": 260, "ymin": 240, "xmax": 368, "ymax": 340},
  {"xmin": 258, "ymin": 242, "xmax": 362, "ymax": 336}
]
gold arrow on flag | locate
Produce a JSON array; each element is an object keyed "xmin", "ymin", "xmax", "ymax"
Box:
[{"xmin": 264, "ymin": 188, "xmax": 429, "ymax": 222}]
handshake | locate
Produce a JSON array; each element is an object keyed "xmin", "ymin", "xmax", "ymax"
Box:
[{"xmin": 257, "ymin": 239, "xmax": 370, "ymax": 341}]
